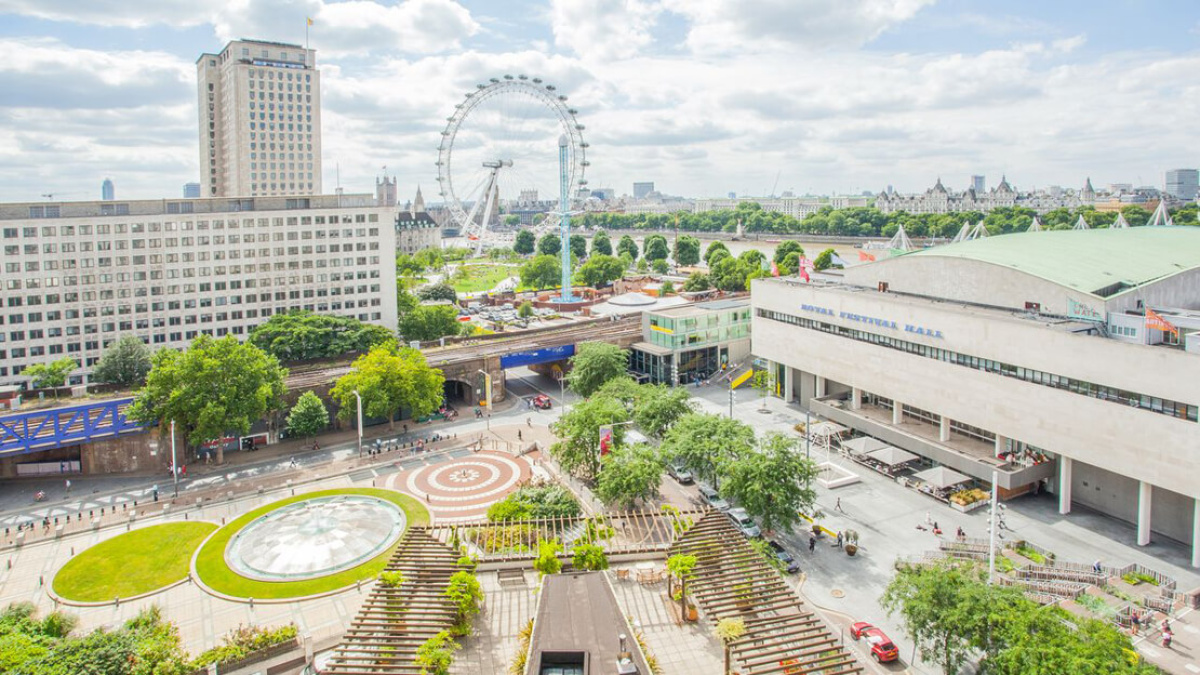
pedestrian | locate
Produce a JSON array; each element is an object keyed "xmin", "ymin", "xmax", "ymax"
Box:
[
  {"xmin": 517, "ymin": 430, "xmax": 523, "ymax": 441},
  {"xmin": 527, "ymin": 417, "xmax": 532, "ymax": 427},
  {"xmin": 808, "ymin": 535, "xmax": 816, "ymax": 553},
  {"xmin": 65, "ymin": 479, "xmax": 71, "ymax": 493},
  {"xmin": 835, "ymin": 497, "xmax": 844, "ymax": 513},
  {"xmin": 932, "ymin": 521, "xmax": 941, "ymax": 535},
  {"xmin": 1131, "ymin": 611, "xmax": 1141, "ymax": 635},
  {"xmin": 1162, "ymin": 629, "xmax": 1173, "ymax": 648},
  {"xmin": 956, "ymin": 526, "xmax": 965, "ymax": 541},
  {"xmin": 181, "ymin": 465, "xmax": 186, "ymax": 478},
  {"xmin": 836, "ymin": 531, "xmax": 843, "ymax": 548},
  {"xmin": 290, "ymin": 456, "xmax": 297, "ymax": 468},
  {"xmin": 1093, "ymin": 559, "xmax": 1103, "ymax": 574}
]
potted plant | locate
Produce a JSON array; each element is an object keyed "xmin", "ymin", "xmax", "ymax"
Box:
[
  {"xmin": 667, "ymin": 554, "xmax": 698, "ymax": 622},
  {"xmin": 843, "ymin": 530, "xmax": 859, "ymax": 557}
]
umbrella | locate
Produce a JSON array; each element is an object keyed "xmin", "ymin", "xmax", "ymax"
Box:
[
  {"xmin": 839, "ymin": 437, "xmax": 890, "ymax": 456},
  {"xmin": 912, "ymin": 466, "xmax": 971, "ymax": 489},
  {"xmin": 865, "ymin": 446, "xmax": 920, "ymax": 467}
]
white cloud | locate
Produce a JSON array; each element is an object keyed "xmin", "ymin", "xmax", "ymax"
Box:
[
  {"xmin": 661, "ymin": 0, "xmax": 936, "ymax": 54},
  {"xmin": 0, "ymin": 0, "xmax": 209, "ymax": 28},
  {"xmin": 549, "ymin": 0, "xmax": 661, "ymax": 61}
]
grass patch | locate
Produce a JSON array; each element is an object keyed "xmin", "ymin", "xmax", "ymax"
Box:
[
  {"xmin": 54, "ymin": 522, "xmax": 218, "ymax": 602},
  {"xmin": 1122, "ymin": 572, "xmax": 1158, "ymax": 586},
  {"xmin": 1014, "ymin": 545, "xmax": 1047, "ymax": 565},
  {"xmin": 449, "ymin": 263, "xmax": 516, "ymax": 293},
  {"xmin": 194, "ymin": 488, "xmax": 428, "ymax": 599}
]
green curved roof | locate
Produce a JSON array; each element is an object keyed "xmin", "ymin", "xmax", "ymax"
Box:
[{"xmin": 905, "ymin": 226, "xmax": 1200, "ymax": 297}]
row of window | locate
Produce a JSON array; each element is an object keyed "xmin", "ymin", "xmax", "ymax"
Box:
[
  {"xmin": 248, "ymin": 68, "xmax": 312, "ymax": 82},
  {"xmin": 757, "ymin": 308, "xmax": 1199, "ymax": 423},
  {"xmin": 3, "ymin": 269, "xmax": 380, "ymax": 304},
  {"xmin": 3, "ymin": 213, "xmax": 378, "ymax": 239}
]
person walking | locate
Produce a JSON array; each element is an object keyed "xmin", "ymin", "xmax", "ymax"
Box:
[
  {"xmin": 517, "ymin": 430, "xmax": 523, "ymax": 441},
  {"xmin": 808, "ymin": 535, "xmax": 817, "ymax": 554},
  {"xmin": 836, "ymin": 531, "xmax": 843, "ymax": 548},
  {"xmin": 64, "ymin": 479, "xmax": 71, "ymax": 493},
  {"xmin": 835, "ymin": 497, "xmax": 844, "ymax": 513}
]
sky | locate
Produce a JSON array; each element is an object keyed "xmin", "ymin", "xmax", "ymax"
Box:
[{"xmin": 0, "ymin": 0, "xmax": 1198, "ymax": 203}]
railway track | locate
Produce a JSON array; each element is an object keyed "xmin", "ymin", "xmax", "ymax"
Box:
[{"xmin": 285, "ymin": 316, "xmax": 642, "ymax": 389}]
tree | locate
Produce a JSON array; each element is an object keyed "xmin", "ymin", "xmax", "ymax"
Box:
[
  {"xmin": 636, "ymin": 258, "xmax": 650, "ymax": 273},
  {"xmin": 330, "ymin": 342, "xmax": 445, "ymax": 430},
  {"xmin": 91, "ymin": 335, "xmax": 152, "ymax": 388},
  {"xmin": 704, "ymin": 241, "xmax": 729, "ymax": 266},
  {"xmin": 517, "ymin": 301, "xmax": 535, "ymax": 319},
  {"xmin": 714, "ymin": 617, "xmax": 746, "ymax": 675},
  {"xmin": 633, "ymin": 384, "xmax": 693, "ymax": 438},
  {"xmin": 444, "ymin": 570, "xmax": 484, "ymax": 636},
  {"xmin": 533, "ymin": 538, "xmax": 562, "ymax": 577},
  {"xmin": 250, "ymin": 311, "xmax": 394, "ymax": 361},
  {"xmin": 415, "ymin": 631, "xmax": 460, "ymax": 675},
  {"xmin": 537, "ymin": 233, "xmax": 561, "ymax": 256},
  {"xmin": 683, "ymin": 272, "xmax": 712, "ymax": 292},
  {"xmin": 568, "ymin": 342, "xmax": 629, "ymax": 398},
  {"xmin": 813, "ymin": 248, "xmax": 837, "ymax": 271},
  {"xmin": 595, "ymin": 444, "xmax": 664, "ymax": 508},
  {"xmin": 519, "ymin": 254, "xmax": 561, "ymax": 289},
  {"xmin": 397, "ymin": 286, "xmax": 419, "ymax": 317},
  {"xmin": 399, "ymin": 305, "xmax": 462, "ymax": 343},
  {"xmin": 644, "ymin": 234, "xmax": 669, "ymax": 261},
  {"xmin": 720, "ymin": 432, "xmax": 817, "ymax": 532},
  {"xmin": 660, "ymin": 279, "xmax": 675, "ymax": 295},
  {"xmin": 666, "ymin": 554, "xmax": 697, "ymax": 619},
  {"xmin": 710, "ymin": 257, "xmax": 750, "ymax": 292},
  {"xmin": 617, "ymin": 234, "xmax": 639, "ymax": 260},
  {"xmin": 572, "ymin": 542, "xmax": 609, "ymax": 571},
  {"xmin": 22, "ymin": 358, "xmax": 76, "ymax": 395},
  {"xmin": 503, "ymin": 214, "xmax": 521, "ymax": 227},
  {"xmin": 779, "ymin": 251, "xmax": 802, "ymax": 276},
  {"xmin": 751, "ymin": 369, "xmax": 774, "ymax": 410},
  {"xmin": 513, "ymin": 229, "xmax": 536, "ymax": 255},
  {"xmin": 738, "ymin": 249, "xmax": 766, "ymax": 271},
  {"xmin": 659, "ymin": 413, "xmax": 754, "ymax": 489},
  {"xmin": 130, "ymin": 335, "xmax": 287, "ymax": 464},
  {"xmin": 707, "ymin": 247, "xmax": 732, "ymax": 267},
  {"xmin": 550, "ymin": 394, "xmax": 630, "ymax": 479},
  {"xmin": 651, "ymin": 258, "xmax": 670, "ymax": 274},
  {"xmin": 413, "ymin": 247, "xmax": 446, "ymax": 271},
  {"xmin": 286, "ymin": 392, "xmax": 328, "ymax": 438},
  {"xmin": 773, "ymin": 241, "xmax": 804, "ymax": 265},
  {"xmin": 591, "ymin": 229, "xmax": 613, "ymax": 256},
  {"xmin": 674, "ymin": 235, "xmax": 701, "ymax": 266},
  {"xmin": 577, "ymin": 254, "xmax": 625, "ymax": 288},
  {"xmin": 417, "ymin": 283, "xmax": 458, "ymax": 303},
  {"xmin": 569, "ymin": 234, "xmax": 587, "ymax": 260}
]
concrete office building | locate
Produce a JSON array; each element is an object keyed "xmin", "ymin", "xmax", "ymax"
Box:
[
  {"xmin": 633, "ymin": 182, "xmax": 655, "ymax": 199},
  {"xmin": 630, "ymin": 299, "xmax": 752, "ymax": 385},
  {"xmin": 0, "ymin": 194, "xmax": 396, "ymax": 386},
  {"xmin": 1166, "ymin": 169, "xmax": 1198, "ymax": 201},
  {"xmin": 751, "ymin": 227, "xmax": 1200, "ymax": 564},
  {"xmin": 971, "ymin": 175, "xmax": 985, "ymax": 193},
  {"xmin": 197, "ymin": 39, "xmax": 322, "ymax": 198},
  {"xmin": 183, "ymin": 182, "xmax": 202, "ymax": 199},
  {"xmin": 101, "ymin": 178, "xmax": 114, "ymax": 202}
]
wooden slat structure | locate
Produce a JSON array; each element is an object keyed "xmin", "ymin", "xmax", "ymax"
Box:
[
  {"xmin": 671, "ymin": 511, "xmax": 864, "ymax": 675},
  {"xmin": 427, "ymin": 509, "xmax": 705, "ymax": 562},
  {"xmin": 323, "ymin": 527, "xmax": 463, "ymax": 675}
]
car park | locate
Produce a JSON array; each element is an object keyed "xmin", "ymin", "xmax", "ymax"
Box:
[
  {"xmin": 767, "ymin": 539, "xmax": 800, "ymax": 573},
  {"xmin": 726, "ymin": 507, "xmax": 762, "ymax": 538},
  {"xmin": 697, "ymin": 484, "xmax": 731, "ymax": 511},
  {"xmin": 851, "ymin": 622, "xmax": 900, "ymax": 663},
  {"xmin": 667, "ymin": 462, "xmax": 694, "ymax": 484}
]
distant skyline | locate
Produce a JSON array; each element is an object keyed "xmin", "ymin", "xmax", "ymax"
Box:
[{"xmin": 1, "ymin": 0, "xmax": 1198, "ymax": 202}]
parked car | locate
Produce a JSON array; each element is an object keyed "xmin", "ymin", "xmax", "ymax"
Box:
[
  {"xmin": 726, "ymin": 507, "xmax": 762, "ymax": 538},
  {"xmin": 851, "ymin": 622, "xmax": 900, "ymax": 663},
  {"xmin": 767, "ymin": 539, "xmax": 800, "ymax": 573},
  {"xmin": 697, "ymin": 484, "xmax": 731, "ymax": 511},
  {"xmin": 667, "ymin": 462, "xmax": 694, "ymax": 484}
]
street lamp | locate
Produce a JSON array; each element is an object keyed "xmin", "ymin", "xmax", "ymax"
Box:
[
  {"xmin": 728, "ymin": 388, "xmax": 735, "ymax": 419},
  {"xmin": 476, "ymin": 369, "xmax": 492, "ymax": 413},
  {"xmin": 170, "ymin": 420, "xmax": 178, "ymax": 497},
  {"xmin": 353, "ymin": 390, "xmax": 363, "ymax": 459},
  {"xmin": 805, "ymin": 409, "xmax": 811, "ymax": 460}
]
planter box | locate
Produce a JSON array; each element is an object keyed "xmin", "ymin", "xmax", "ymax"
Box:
[{"xmin": 950, "ymin": 499, "xmax": 990, "ymax": 513}]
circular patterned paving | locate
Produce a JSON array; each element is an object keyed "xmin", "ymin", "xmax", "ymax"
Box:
[
  {"xmin": 224, "ymin": 495, "xmax": 406, "ymax": 582},
  {"xmin": 393, "ymin": 452, "xmax": 532, "ymax": 522}
]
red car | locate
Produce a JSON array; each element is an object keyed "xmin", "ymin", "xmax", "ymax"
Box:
[
  {"xmin": 851, "ymin": 622, "xmax": 899, "ymax": 663},
  {"xmin": 531, "ymin": 395, "xmax": 552, "ymax": 410}
]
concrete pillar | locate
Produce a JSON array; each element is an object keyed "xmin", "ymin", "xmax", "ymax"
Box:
[
  {"xmin": 783, "ymin": 368, "xmax": 795, "ymax": 404},
  {"xmin": 939, "ymin": 415, "xmax": 951, "ymax": 442},
  {"xmin": 1058, "ymin": 457, "xmax": 1072, "ymax": 515},
  {"xmin": 994, "ymin": 434, "xmax": 1007, "ymax": 458},
  {"xmin": 815, "ymin": 376, "xmax": 827, "ymax": 398},
  {"xmin": 1192, "ymin": 499, "xmax": 1200, "ymax": 568},
  {"xmin": 850, "ymin": 387, "xmax": 862, "ymax": 410},
  {"xmin": 891, "ymin": 402, "xmax": 903, "ymax": 426},
  {"xmin": 1137, "ymin": 481, "xmax": 1152, "ymax": 547}
]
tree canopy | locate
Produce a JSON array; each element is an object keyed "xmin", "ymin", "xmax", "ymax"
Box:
[
  {"xmin": 644, "ymin": 234, "xmax": 670, "ymax": 261},
  {"xmin": 703, "ymin": 241, "xmax": 730, "ymax": 266},
  {"xmin": 567, "ymin": 342, "xmax": 630, "ymax": 398},
  {"xmin": 720, "ymin": 432, "xmax": 817, "ymax": 532},
  {"xmin": 591, "ymin": 229, "xmax": 613, "ymax": 256},
  {"xmin": 631, "ymin": 384, "xmax": 693, "ymax": 438},
  {"xmin": 23, "ymin": 358, "xmax": 77, "ymax": 393},
  {"xmin": 519, "ymin": 254, "xmax": 562, "ymax": 290},
  {"xmin": 568, "ymin": 234, "xmax": 587, "ymax": 260},
  {"xmin": 595, "ymin": 444, "xmax": 664, "ymax": 509},
  {"xmin": 249, "ymin": 311, "xmax": 394, "ymax": 362},
  {"xmin": 130, "ymin": 334, "xmax": 287, "ymax": 463},
  {"xmin": 813, "ymin": 248, "xmax": 837, "ymax": 271},
  {"xmin": 674, "ymin": 235, "xmax": 701, "ymax": 266},
  {"xmin": 537, "ymin": 233, "xmax": 561, "ymax": 256},
  {"xmin": 398, "ymin": 305, "xmax": 463, "ymax": 343},
  {"xmin": 550, "ymin": 394, "xmax": 630, "ymax": 480},
  {"xmin": 659, "ymin": 412, "xmax": 755, "ymax": 489},
  {"xmin": 683, "ymin": 272, "xmax": 712, "ymax": 292},
  {"xmin": 417, "ymin": 283, "xmax": 458, "ymax": 303},
  {"xmin": 286, "ymin": 391, "xmax": 329, "ymax": 438},
  {"xmin": 330, "ymin": 342, "xmax": 445, "ymax": 429},
  {"xmin": 577, "ymin": 254, "xmax": 625, "ymax": 288},
  {"xmin": 773, "ymin": 241, "xmax": 805, "ymax": 265},
  {"xmin": 513, "ymin": 229, "xmax": 536, "ymax": 255},
  {"xmin": 91, "ymin": 336, "xmax": 152, "ymax": 388},
  {"xmin": 616, "ymin": 234, "xmax": 639, "ymax": 260}
]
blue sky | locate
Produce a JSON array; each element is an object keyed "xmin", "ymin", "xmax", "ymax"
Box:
[{"xmin": 0, "ymin": 0, "xmax": 1197, "ymax": 202}]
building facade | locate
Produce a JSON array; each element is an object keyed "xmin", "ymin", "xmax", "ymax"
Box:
[
  {"xmin": 183, "ymin": 182, "xmax": 202, "ymax": 199},
  {"xmin": 875, "ymin": 177, "xmax": 1097, "ymax": 215},
  {"xmin": 1166, "ymin": 169, "xmax": 1199, "ymax": 201},
  {"xmin": 197, "ymin": 39, "xmax": 322, "ymax": 199},
  {"xmin": 633, "ymin": 182, "xmax": 655, "ymax": 200},
  {"xmin": 751, "ymin": 227, "xmax": 1200, "ymax": 564},
  {"xmin": 396, "ymin": 191, "xmax": 440, "ymax": 255},
  {"xmin": 0, "ymin": 194, "xmax": 397, "ymax": 386},
  {"xmin": 101, "ymin": 178, "xmax": 114, "ymax": 202},
  {"xmin": 630, "ymin": 299, "xmax": 752, "ymax": 385}
]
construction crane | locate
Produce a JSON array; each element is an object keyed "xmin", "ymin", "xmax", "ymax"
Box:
[{"xmin": 41, "ymin": 192, "xmax": 81, "ymax": 200}]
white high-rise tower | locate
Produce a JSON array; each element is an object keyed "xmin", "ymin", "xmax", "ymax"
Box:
[{"xmin": 197, "ymin": 39, "xmax": 322, "ymax": 198}]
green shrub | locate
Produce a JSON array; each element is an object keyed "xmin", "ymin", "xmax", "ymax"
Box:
[
  {"xmin": 378, "ymin": 571, "xmax": 405, "ymax": 588},
  {"xmin": 571, "ymin": 543, "xmax": 609, "ymax": 571},
  {"xmin": 415, "ymin": 631, "xmax": 459, "ymax": 675}
]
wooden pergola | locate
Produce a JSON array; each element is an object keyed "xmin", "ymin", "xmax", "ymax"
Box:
[
  {"xmin": 671, "ymin": 512, "xmax": 865, "ymax": 675},
  {"xmin": 323, "ymin": 527, "xmax": 463, "ymax": 675}
]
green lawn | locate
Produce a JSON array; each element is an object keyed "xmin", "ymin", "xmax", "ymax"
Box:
[
  {"xmin": 53, "ymin": 522, "xmax": 218, "ymax": 602},
  {"xmin": 193, "ymin": 488, "xmax": 429, "ymax": 599},
  {"xmin": 449, "ymin": 263, "xmax": 517, "ymax": 293}
]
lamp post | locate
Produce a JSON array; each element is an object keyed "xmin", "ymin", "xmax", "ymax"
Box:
[
  {"xmin": 353, "ymin": 390, "xmax": 363, "ymax": 459},
  {"xmin": 170, "ymin": 420, "xmax": 178, "ymax": 497},
  {"xmin": 559, "ymin": 372, "xmax": 567, "ymax": 415},
  {"xmin": 805, "ymin": 409, "xmax": 811, "ymax": 459},
  {"xmin": 728, "ymin": 388, "xmax": 735, "ymax": 419},
  {"xmin": 476, "ymin": 369, "xmax": 492, "ymax": 413}
]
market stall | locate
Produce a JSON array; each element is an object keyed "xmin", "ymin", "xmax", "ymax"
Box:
[
  {"xmin": 839, "ymin": 436, "xmax": 890, "ymax": 457},
  {"xmin": 861, "ymin": 445, "xmax": 921, "ymax": 476},
  {"xmin": 911, "ymin": 466, "xmax": 972, "ymax": 502}
]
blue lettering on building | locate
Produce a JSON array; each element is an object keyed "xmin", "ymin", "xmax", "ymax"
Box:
[{"xmin": 798, "ymin": 304, "xmax": 943, "ymax": 338}]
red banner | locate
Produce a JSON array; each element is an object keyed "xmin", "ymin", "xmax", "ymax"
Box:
[{"xmin": 1145, "ymin": 309, "xmax": 1179, "ymax": 337}]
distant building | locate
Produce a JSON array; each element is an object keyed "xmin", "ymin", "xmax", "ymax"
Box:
[
  {"xmin": 396, "ymin": 188, "xmax": 439, "ymax": 254},
  {"xmin": 197, "ymin": 39, "xmax": 322, "ymax": 198},
  {"xmin": 101, "ymin": 178, "xmax": 114, "ymax": 201},
  {"xmin": 876, "ymin": 176, "xmax": 1093, "ymax": 215},
  {"xmin": 633, "ymin": 182, "xmax": 655, "ymax": 199},
  {"xmin": 183, "ymin": 182, "xmax": 201, "ymax": 198},
  {"xmin": 971, "ymin": 175, "xmax": 985, "ymax": 193},
  {"xmin": 693, "ymin": 195, "xmax": 867, "ymax": 219},
  {"xmin": 630, "ymin": 299, "xmax": 752, "ymax": 385},
  {"xmin": 1166, "ymin": 169, "xmax": 1199, "ymax": 201},
  {"xmin": 376, "ymin": 175, "xmax": 396, "ymax": 207}
]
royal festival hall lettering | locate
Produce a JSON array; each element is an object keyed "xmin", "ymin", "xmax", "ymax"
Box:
[{"xmin": 799, "ymin": 304, "xmax": 944, "ymax": 339}]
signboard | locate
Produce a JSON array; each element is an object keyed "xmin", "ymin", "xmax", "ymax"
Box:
[
  {"xmin": 500, "ymin": 343, "xmax": 576, "ymax": 369},
  {"xmin": 1066, "ymin": 298, "xmax": 1105, "ymax": 323},
  {"xmin": 598, "ymin": 425, "xmax": 614, "ymax": 456}
]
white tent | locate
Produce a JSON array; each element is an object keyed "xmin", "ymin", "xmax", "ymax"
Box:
[
  {"xmin": 1147, "ymin": 200, "xmax": 1174, "ymax": 227},
  {"xmin": 1072, "ymin": 214, "xmax": 1090, "ymax": 230},
  {"xmin": 887, "ymin": 224, "xmax": 915, "ymax": 252},
  {"xmin": 840, "ymin": 437, "xmax": 890, "ymax": 456},
  {"xmin": 1111, "ymin": 213, "xmax": 1130, "ymax": 229},
  {"xmin": 808, "ymin": 421, "xmax": 849, "ymax": 438},
  {"xmin": 1027, "ymin": 216, "xmax": 1043, "ymax": 232},
  {"xmin": 865, "ymin": 446, "xmax": 921, "ymax": 467},
  {"xmin": 912, "ymin": 466, "xmax": 972, "ymax": 489}
]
